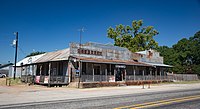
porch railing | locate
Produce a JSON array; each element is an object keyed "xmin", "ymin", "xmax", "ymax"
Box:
[
  {"xmin": 125, "ymin": 75, "xmax": 168, "ymax": 81},
  {"xmin": 81, "ymin": 75, "xmax": 113, "ymax": 82},
  {"xmin": 21, "ymin": 75, "xmax": 35, "ymax": 83},
  {"xmin": 81, "ymin": 75, "xmax": 169, "ymax": 82},
  {"xmin": 50, "ymin": 76, "xmax": 69, "ymax": 84}
]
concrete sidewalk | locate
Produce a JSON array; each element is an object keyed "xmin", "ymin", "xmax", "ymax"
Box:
[{"xmin": 0, "ymin": 83, "xmax": 200, "ymax": 106}]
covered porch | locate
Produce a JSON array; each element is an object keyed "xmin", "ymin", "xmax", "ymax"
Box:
[{"xmin": 70, "ymin": 56, "xmax": 171, "ymax": 83}]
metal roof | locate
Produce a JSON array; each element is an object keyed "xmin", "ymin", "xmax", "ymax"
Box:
[
  {"xmin": 16, "ymin": 54, "xmax": 45, "ymax": 66},
  {"xmin": 72, "ymin": 56, "xmax": 151, "ymax": 66},
  {"xmin": 0, "ymin": 63, "xmax": 13, "ymax": 69},
  {"xmin": 136, "ymin": 50, "xmax": 147, "ymax": 55},
  {"xmin": 34, "ymin": 48, "xmax": 70, "ymax": 63}
]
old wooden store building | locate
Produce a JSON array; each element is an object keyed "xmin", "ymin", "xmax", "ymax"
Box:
[{"xmin": 19, "ymin": 42, "xmax": 172, "ymax": 87}]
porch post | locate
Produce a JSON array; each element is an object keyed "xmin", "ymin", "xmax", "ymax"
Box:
[
  {"xmin": 124, "ymin": 69, "xmax": 127, "ymax": 81},
  {"xmin": 68, "ymin": 63, "xmax": 71, "ymax": 83},
  {"xmin": 100, "ymin": 67, "xmax": 102, "ymax": 82},
  {"xmin": 20, "ymin": 64, "xmax": 23, "ymax": 78},
  {"xmin": 110, "ymin": 64, "xmax": 111, "ymax": 75},
  {"xmin": 155, "ymin": 68, "xmax": 157, "ymax": 80},
  {"xmin": 150, "ymin": 70, "xmax": 152, "ymax": 80},
  {"xmin": 78, "ymin": 61, "xmax": 81, "ymax": 88},
  {"xmin": 164, "ymin": 68, "xmax": 166, "ymax": 80},
  {"xmin": 92, "ymin": 64, "xmax": 94, "ymax": 82},
  {"xmin": 114, "ymin": 69, "xmax": 116, "ymax": 82},
  {"xmin": 143, "ymin": 70, "xmax": 145, "ymax": 80},
  {"xmin": 160, "ymin": 70, "xmax": 162, "ymax": 80},
  {"xmin": 40, "ymin": 65, "xmax": 42, "ymax": 76},
  {"xmin": 105, "ymin": 68, "xmax": 108, "ymax": 82},
  {"xmin": 134, "ymin": 68, "xmax": 136, "ymax": 81},
  {"xmin": 48, "ymin": 63, "xmax": 51, "ymax": 87}
]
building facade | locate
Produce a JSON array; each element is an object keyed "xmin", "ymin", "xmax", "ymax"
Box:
[{"xmin": 19, "ymin": 42, "xmax": 172, "ymax": 86}]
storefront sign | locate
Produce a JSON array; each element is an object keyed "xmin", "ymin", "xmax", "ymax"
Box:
[
  {"xmin": 115, "ymin": 65, "xmax": 126, "ymax": 68},
  {"xmin": 35, "ymin": 76, "xmax": 40, "ymax": 83},
  {"xmin": 109, "ymin": 76, "xmax": 115, "ymax": 82},
  {"xmin": 44, "ymin": 76, "xmax": 49, "ymax": 83},
  {"xmin": 78, "ymin": 48, "xmax": 102, "ymax": 56}
]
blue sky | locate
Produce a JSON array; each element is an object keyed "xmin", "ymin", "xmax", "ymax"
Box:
[{"xmin": 0, "ymin": 0, "xmax": 200, "ymax": 64}]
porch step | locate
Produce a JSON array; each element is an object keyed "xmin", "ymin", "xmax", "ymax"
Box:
[
  {"xmin": 119, "ymin": 84, "xmax": 126, "ymax": 86},
  {"xmin": 67, "ymin": 82, "xmax": 79, "ymax": 88},
  {"xmin": 118, "ymin": 82, "xmax": 127, "ymax": 87}
]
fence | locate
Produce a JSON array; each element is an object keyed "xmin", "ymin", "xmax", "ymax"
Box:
[{"xmin": 167, "ymin": 74, "xmax": 199, "ymax": 81}]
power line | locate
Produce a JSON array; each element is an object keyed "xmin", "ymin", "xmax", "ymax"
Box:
[{"xmin": 18, "ymin": 46, "xmax": 27, "ymax": 56}]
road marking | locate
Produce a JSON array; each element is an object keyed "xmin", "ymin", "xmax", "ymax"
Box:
[{"xmin": 114, "ymin": 95, "xmax": 200, "ymax": 109}]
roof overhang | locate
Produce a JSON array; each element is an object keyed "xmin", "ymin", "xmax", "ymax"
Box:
[
  {"xmin": 142, "ymin": 62, "xmax": 173, "ymax": 68},
  {"xmin": 70, "ymin": 56, "xmax": 151, "ymax": 67}
]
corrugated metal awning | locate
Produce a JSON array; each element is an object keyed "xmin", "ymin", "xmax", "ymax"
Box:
[
  {"xmin": 142, "ymin": 62, "xmax": 173, "ymax": 67},
  {"xmin": 72, "ymin": 56, "xmax": 151, "ymax": 66}
]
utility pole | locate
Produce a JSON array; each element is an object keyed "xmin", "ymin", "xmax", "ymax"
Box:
[
  {"xmin": 77, "ymin": 27, "xmax": 86, "ymax": 88},
  {"xmin": 78, "ymin": 27, "xmax": 86, "ymax": 47},
  {"xmin": 13, "ymin": 32, "xmax": 18, "ymax": 80}
]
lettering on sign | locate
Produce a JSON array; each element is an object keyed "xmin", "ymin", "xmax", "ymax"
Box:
[{"xmin": 78, "ymin": 48, "xmax": 102, "ymax": 56}]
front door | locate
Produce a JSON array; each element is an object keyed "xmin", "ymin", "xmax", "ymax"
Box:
[{"xmin": 115, "ymin": 68, "xmax": 125, "ymax": 81}]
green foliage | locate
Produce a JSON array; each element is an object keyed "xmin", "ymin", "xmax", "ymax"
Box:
[
  {"xmin": 107, "ymin": 20, "xmax": 159, "ymax": 52},
  {"xmin": 26, "ymin": 51, "xmax": 45, "ymax": 57},
  {"xmin": 157, "ymin": 31, "xmax": 200, "ymax": 75}
]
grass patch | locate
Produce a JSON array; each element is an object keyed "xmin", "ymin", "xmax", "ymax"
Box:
[
  {"xmin": 157, "ymin": 80, "xmax": 200, "ymax": 85},
  {"xmin": 0, "ymin": 78, "xmax": 23, "ymax": 86},
  {"xmin": 173, "ymin": 80, "xmax": 200, "ymax": 84}
]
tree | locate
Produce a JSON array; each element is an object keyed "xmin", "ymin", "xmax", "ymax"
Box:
[
  {"xmin": 157, "ymin": 30, "xmax": 200, "ymax": 75},
  {"xmin": 26, "ymin": 51, "xmax": 45, "ymax": 57},
  {"xmin": 107, "ymin": 20, "xmax": 159, "ymax": 52}
]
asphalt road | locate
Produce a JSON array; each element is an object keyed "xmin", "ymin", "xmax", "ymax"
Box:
[
  {"xmin": 1, "ymin": 88, "xmax": 200, "ymax": 109},
  {"xmin": 152, "ymin": 99, "xmax": 200, "ymax": 109}
]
